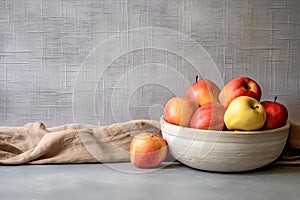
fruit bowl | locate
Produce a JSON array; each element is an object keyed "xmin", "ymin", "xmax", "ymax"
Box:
[{"xmin": 160, "ymin": 116, "xmax": 290, "ymax": 172}]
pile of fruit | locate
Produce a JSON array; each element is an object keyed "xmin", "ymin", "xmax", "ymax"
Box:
[
  {"xmin": 164, "ymin": 76, "xmax": 288, "ymax": 131},
  {"xmin": 129, "ymin": 76, "xmax": 289, "ymax": 169}
]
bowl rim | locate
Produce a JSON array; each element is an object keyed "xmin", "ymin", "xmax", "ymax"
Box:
[{"xmin": 160, "ymin": 116, "xmax": 290, "ymax": 135}]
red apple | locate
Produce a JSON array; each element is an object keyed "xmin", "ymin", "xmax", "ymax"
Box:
[
  {"xmin": 185, "ymin": 76, "xmax": 220, "ymax": 106},
  {"xmin": 164, "ymin": 97, "xmax": 198, "ymax": 127},
  {"xmin": 190, "ymin": 102, "xmax": 226, "ymax": 130},
  {"xmin": 219, "ymin": 76, "xmax": 262, "ymax": 108},
  {"xmin": 130, "ymin": 132, "xmax": 168, "ymax": 168},
  {"xmin": 261, "ymin": 97, "xmax": 288, "ymax": 130}
]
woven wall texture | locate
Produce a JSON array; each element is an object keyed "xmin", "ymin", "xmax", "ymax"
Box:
[{"xmin": 0, "ymin": 0, "xmax": 299, "ymax": 126}]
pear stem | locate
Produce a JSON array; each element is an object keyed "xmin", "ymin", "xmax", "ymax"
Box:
[
  {"xmin": 196, "ymin": 75, "xmax": 199, "ymax": 83},
  {"xmin": 274, "ymin": 96, "xmax": 278, "ymax": 103}
]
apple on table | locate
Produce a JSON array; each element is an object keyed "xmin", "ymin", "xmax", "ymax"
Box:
[{"xmin": 130, "ymin": 132, "xmax": 168, "ymax": 168}]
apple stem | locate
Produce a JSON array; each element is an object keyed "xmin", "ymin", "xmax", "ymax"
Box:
[
  {"xmin": 196, "ymin": 75, "xmax": 199, "ymax": 83},
  {"xmin": 252, "ymin": 105, "xmax": 260, "ymax": 110},
  {"xmin": 274, "ymin": 96, "xmax": 277, "ymax": 103}
]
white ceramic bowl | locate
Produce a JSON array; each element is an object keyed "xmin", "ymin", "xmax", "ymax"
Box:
[{"xmin": 160, "ymin": 116, "xmax": 290, "ymax": 172}]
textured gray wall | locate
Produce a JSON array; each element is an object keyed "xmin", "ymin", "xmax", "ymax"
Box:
[{"xmin": 0, "ymin": 0, "xmax": 299, "ymax": 126}]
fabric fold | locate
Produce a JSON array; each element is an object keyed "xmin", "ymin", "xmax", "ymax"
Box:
[{"xmin": 0, "ymin": 120, "xmax": 160, "ymax": 165}]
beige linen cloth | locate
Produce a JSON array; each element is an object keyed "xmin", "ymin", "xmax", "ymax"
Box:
[
  {"xmin": 0, "ymin": 120, "xmax": 299, "ymax": 165},
  {"xmin": 0, "ymin": 120, "xmax": 160, "ymax": 165}
]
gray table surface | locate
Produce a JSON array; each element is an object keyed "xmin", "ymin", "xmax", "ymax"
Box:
[{"xmin": 1, "ymin": 162, "xmax": 300, "ymax": 200}]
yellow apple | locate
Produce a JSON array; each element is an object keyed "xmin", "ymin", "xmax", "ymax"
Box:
[{"xmin": 224, "ymin": 96, "xmax": 266, "ymax": 131}]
